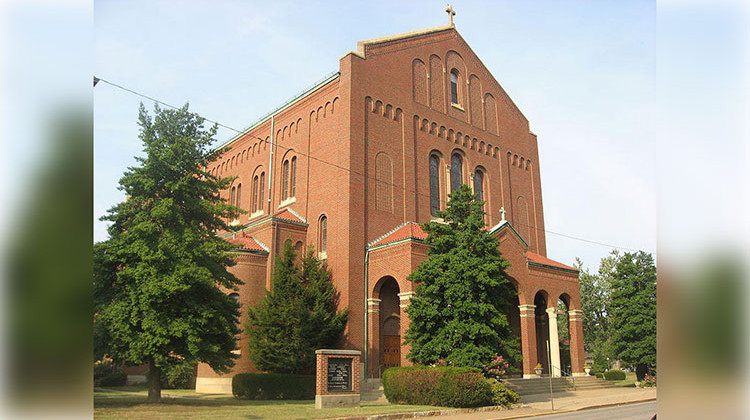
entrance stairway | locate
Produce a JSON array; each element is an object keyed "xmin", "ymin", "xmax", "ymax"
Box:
[
  {"xmin": 503, "ymin": 376, "xmax": 618, "ymax": 396},
  {"xmin": 361, "ymin": 378, "xmax": 386, "ymax": 402}
]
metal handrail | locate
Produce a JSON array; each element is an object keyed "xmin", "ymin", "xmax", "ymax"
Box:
[{"xmin": 548, "ymin": 364, "xmax": 576, "ymax": 390}]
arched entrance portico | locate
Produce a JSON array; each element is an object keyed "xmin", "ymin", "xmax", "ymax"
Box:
[{"xmin": 370, "ymin": 276, "xmax": 401, "ymax": 377}]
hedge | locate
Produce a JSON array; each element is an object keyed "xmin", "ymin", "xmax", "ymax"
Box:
[
  {"xmin": 232, "ymin": 373, "xmax": 315, "ymax": 400},
  {"xmin": 99, "ymin": 372, "xmax": 127, "ymax": 387},
  {"xmin": 382, "ymin": 366, "xmax": 494, "ymax": 408},
  {"xmin": 603, "ymin": 369, "xmax": 626, "ymax": 381}
]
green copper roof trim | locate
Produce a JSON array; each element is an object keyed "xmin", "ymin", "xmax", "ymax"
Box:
[
  {"xmin": 527, "ymin": 260, "xmax": 579, "ymax": 274},
  {"xmin": 214, "ymin": 71, "xmax": 340, "ymax": 151},
  {"xmin": 219, "ymin": 215, "xmax": 309, "ymax": 239},
  {"xmin": 230, "ymin": 248, "xmax": 269, "ymax": 256},
  {"xmin": 490, "ymin": 221, "xmax": 529, "ymax": 248},
  {"xmin": 367, "ymin": 236, "xmax": 425, "ymax": 252}
]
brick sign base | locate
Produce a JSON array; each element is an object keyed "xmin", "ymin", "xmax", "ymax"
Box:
[{"xmin": 315, "ymin": 349, "xmax": 361, "ymax": 409}]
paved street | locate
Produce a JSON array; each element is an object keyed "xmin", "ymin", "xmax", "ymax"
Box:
[{"xmin": 508, "ymin": 401, "xmax": 656, "ymax": 419}]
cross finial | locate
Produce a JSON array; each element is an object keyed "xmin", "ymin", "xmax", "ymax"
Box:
[
  {"xmin": 499, "ymin": 207, "xmax": 507, "ymax": 221},
  {"xmin": 445, "ymin": 4, "xmax": 456, "ymax": 26}
]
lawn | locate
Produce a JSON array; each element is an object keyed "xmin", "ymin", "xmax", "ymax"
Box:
[
  {"xmin": 614, "ymin": 372, "xmax": 638, "ymax": 387},
  {"xmin": 94, "ymin": 386, "xmax": 440, "ymax": 419}
]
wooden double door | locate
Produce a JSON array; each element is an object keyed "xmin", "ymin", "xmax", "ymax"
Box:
[{"xmin": 383, "ymin": 335, "xmax": 401, "ymax": 368}]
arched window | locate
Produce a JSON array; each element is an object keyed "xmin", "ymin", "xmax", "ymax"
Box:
[
  {"xmin": 282, "ymin": 160, "xmax": 290, "ymax": 201},
  {"xmin": 429, "ymin": 154, "xmax": 440, "ymax": 217},
  {"xmin": 290, "ymin": 156, "xmax": 297, "ymax": 198},
  {"xmin": 259, "ymin": 172, "xmax": 265, "ymax": 210},
  {"xmin": 474, "ymin": 169, "xmax": 484, "ymax": 202},
  {"xmin": 375, "ymin": 153, "xmax": 393, "ymax": 212},
  {"xmin": 451, "ymin": 153, "xmax": 463, "ymax": 192},
  {"xmin": 319, "ymin": 215, "xmax": 328, "ymax": 256},
  {"xmin": 229, "ymin": 293, "xmax": 241, "ymax": 349},
  {"xmin": 236, "ymin": 183, "xmax": 242, "ymax": 209},
  {"xmin": 230, "ymin": 186, "xmax": 236, "ymax": 206},
  {"xmin": 252, "ymin": 175, "xmax": 259, "ymax": 212},
  {"xmin": 450, "ymin": 70, "xmax": 460, "ymax": 105}
]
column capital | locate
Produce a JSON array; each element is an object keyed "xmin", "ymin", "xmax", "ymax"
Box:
[
  {"xmin": 518, "ymin": 304, "xmax": 536, "ymax": 311},
  {"xmin": 568, "ymin": 309, "xmax": 583, "ymax": 316},
  {"xmin": 367, "ymin": 298, "xmax": 382, "ymax": 304},
  {"xmin": 397, "ymin": 292, "xmax": 415, "ymax": 301},
  {"xmin": 545, "ymin": 306, "xmax": 557, "ymax": 316},
  {"xmin": 367, "ymin": 298, "xmax": 381, "ymax": 313}
]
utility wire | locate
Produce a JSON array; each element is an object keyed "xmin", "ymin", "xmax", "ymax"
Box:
[{"xmin": 94, "ymin": 75, "xmax": 652, "ymax": 254}]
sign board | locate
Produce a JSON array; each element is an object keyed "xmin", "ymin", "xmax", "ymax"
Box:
[{"xmin": 326, "ymin": 357, "xmax": 352, "ymax": 392}]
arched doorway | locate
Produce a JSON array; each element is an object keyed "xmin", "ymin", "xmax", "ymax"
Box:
[
  {"xmin": 379, "ymin": 277, "xmax": 401, "ymax": 371},
  {"xmin": 557, "ymin": 294, "xmax": 572, "ymax": 376},
  {"xmin": 534, "ymin": 291, "xmax": 551, "ymax": 375}
]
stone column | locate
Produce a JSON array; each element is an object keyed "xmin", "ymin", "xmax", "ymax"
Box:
[
  {"xmin": 568, "ymin": 309, "xmax": 586, "ymax": 377},
  {"xmin": 518, "ymin": 304, "xmax": 538, "ymax": 378},
  {"xmin": 546, "ymin": 307, "xmax": 561, "ymax": 377},
  {"xmin": 398, "ymin": 292, "xmax": 415, "ymax": 367},
  {"xmin": 366, "ymin": 298, "xmax": 380, "ymax": 378}
]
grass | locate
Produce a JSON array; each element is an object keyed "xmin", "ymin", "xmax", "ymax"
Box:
[
  {"xmin": 614, "ymin": 372, "xmax": 638, "ymax": 387},
  {"xmin": 94, "ymin": 386, "xmax": 440, "ymax": 419}
]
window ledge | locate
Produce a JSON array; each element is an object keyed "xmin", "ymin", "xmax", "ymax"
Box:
[
  {"xmin": 249, "ymin": 210, "xmax": 264, "ymax": 220},
  {"xmin": 318, "ymin": 251, "xmax": 327, "ymax": 260},
  {"xmin": 278, "ymin": 197, "xmax": 296, "ymax": 208},
  {"xmin": 451, "ymin": 103, "xmax": 465, "ymax": 111}
]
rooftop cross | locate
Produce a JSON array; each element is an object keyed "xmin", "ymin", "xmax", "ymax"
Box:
[
  {"xmin": 445, "ymin": 4, "xmax": 456, "ymax": 26},
  {"xmin": 499, "ymin": 207, "xmax": 507, "ymax": 221}
]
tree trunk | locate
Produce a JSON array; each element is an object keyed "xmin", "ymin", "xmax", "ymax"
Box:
[
  {"xmin": 635, "ymin": 363, "xmax": 648, "ymax": 381},
  {"xmin": 147, "ymin": 359, "xmax": 162, "ymax": 403}
]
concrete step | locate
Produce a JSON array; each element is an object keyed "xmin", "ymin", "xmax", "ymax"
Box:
[{"xmin": 502, "ymin": 376, "xmax": 617, "ymax": 396}]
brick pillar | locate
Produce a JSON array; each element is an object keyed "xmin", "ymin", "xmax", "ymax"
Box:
[
  {"xmin": 518, "ymin": 304, "xmax": 538, "ymax": 378},
  {"xmin": 568, "ymin": 309, "xmax": 586, "ymax": 376},
  {"xmin": 367, "ymin": 298, "xmax": 380, "ymax": 378},
  {"xmin": 398, "ymin": 292, "xmax": 414, "ymax": 367}
]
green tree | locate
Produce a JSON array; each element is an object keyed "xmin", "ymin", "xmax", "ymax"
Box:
[
  {"xmin": 94, "ymin": 103, "xmax": 243, "ymax": 402},
  {"xmin": 609, "ymin": 251, "xmax": 656, "ymax": 380},
  {"xmin": 247, "ymin": 240, "xmax": 348, "ymax": 374},
  {"xmin": 404, "ymin": 185, "xmax": 520, "ymax": 369},
  {"xmin": 577, "ymin": 251, "xmax": 620, "ymax": 372}
]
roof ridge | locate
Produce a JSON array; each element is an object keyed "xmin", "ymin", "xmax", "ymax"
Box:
[
  {"xmin": 368, "ymin": 221, "xmax": 411, "ymax": 248},
  {"xmin": 356, "ymin": 24, "xmax": 455, "ymax": 57}
]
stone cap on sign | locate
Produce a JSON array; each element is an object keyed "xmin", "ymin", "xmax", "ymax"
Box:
[{"xmin": 315, "ymin": 349, "xmax": 361, "ymax": 356}]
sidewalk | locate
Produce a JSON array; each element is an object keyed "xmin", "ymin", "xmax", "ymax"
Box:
[{"xmin": 437, "ymin": 387, "xmax": 657, "ymax": 419}]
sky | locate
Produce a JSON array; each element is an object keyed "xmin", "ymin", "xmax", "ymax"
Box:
[{"xmin": 93, "ymin": 0, "xmax": 657, "ymax": 272}]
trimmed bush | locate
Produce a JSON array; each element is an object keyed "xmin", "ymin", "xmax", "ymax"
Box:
[
  {"xmin": 603, "ymin": 369, "xmax": 626, "ymax": 381},
  {"xmin": 383, "ymin": 366, "xmax": 493, "ymax": 408},
  {"xmin": 99, "ymin": 372, "xmax": 127, "ymax": 387},
  {"xmin": 488, "ymin": 379, "xmax": 519, "ymax": 407},
  {"xmin": 161, "ymin": 362, "xmax": 196, "ymax": 389},
  {"xmin": 232, "ymin": 373, "xmax": 315, "ymax": 400}
]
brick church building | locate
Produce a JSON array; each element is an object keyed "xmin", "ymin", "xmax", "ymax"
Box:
[{"xmin": 196, "ymin": 19, "xmax": 585, "ymax": 393}]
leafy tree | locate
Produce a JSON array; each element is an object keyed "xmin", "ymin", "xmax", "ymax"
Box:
[
  {"xmin": 247, "ymin": 240, "xmax": 348, "ymax": 374},
  {"xmin": 609, "ymin": 251, "xmax": 656, "ymax": 380},
  {"xmin": 576, "ymin": 251, "xmax": 620, "ymax": 372},
  {"xmin": 405, "ymin": 185, "xmax": 520, "ymax": 369},
  {"xmin": 94, "ymin": 103, "xmax": 243, "ymax": 402}
]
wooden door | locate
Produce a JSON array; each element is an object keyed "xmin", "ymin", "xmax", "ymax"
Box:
[{"xmin": 383, "ymin": 335, "xmax": 401, "ymax": 368}]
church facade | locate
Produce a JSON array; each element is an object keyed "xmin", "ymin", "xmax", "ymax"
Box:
[{"xmin": 196, "ymin": 22, "xmax": 585, "ymax": 393}]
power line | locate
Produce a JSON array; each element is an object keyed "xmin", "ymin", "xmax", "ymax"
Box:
[{"xmin": 94, "ymin": 75, "xmax": 652, "ymax": 254}]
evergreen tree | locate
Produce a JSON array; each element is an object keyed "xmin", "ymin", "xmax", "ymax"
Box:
[
  {"xmin": 247, "ymin": 240, "xmax": 347, "ymax": 374},
  {"xmin": 609, "ymin": 251, "xmax": 656, "ymax": 380},
  {"xmin": 94, "ymin": 103, "xmax": 243, "ymax": 402},
  {"xmin": 404, "ymin": 185, "xmax": 520, "ymax": 369}
]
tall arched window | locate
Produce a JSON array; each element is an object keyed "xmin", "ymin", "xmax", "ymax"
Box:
[
  {"xmin": 429, "ymin": 154, "xmax": 440, "ymax": 217},
  {"xmin": 290, "ymin": 156, "xmax": 297, "ymax": 198},
  {"xmin": 230, "ymin": 186, "xmax": 237, "ymax": 206},
  {"xmin": 282, "ymin": 160, "xmax": 290, "ymax": 201},
  {"xmin": 450, "ymin": 70, "xmax": 460, "ymax": 104},
  {"xmin": 236, "ymin": 183, "xmax": 242, "ymax": 209},
  {"xmin": 451, "ymin": 153, "xmax": 463, "ymax": 192},
  {"xmin": 259, "ymin": 172, "xmax": 265, "ymax": 210},
  {"xmin": 474, "ymin": 169, "xmax": 484, "ymax": 202},
  {"xmin": 229, "ymin": 293, "xmax": 241, "ymax": 350},
  {"xmin": 319, "ymin": 215, "xmax": 328, "ymax": 256},
  {"xmin": 252, "ymin": 175, "xmax": 259, "ymax": 212}
]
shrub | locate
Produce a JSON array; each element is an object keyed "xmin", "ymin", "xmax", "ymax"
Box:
[
  {"xmin": 595, "ymin": 372, "xmax": 604, "ymax": 379},
  {"xmin": 383, "ymin": 366, "xmax": 493, "ymax": 408},
  {"xmin": 641, "ymin": 372, "xmax": 656, "ymax": 387},
  {"xmin": 488, "ymin": 379, "xmax": 519, "ymax": 407},
  {"xmin": 481, "ymin": 354, "xmax": 511, "ymax": 379},
  {"xmin": 94, "ymin": 361, "xmax": 117, "ymax": 381},
  {"xmin": 99, "ymin": 372, "xmax": 127, "ymax": 387},
  {"xmin": 603, "ymin": 369, "xmax": 626, "ymax": 381},
  {"xmin": 233, "ymin": 373, "xmax": 315, "ymax": 400},
  {"xmin": 161, "ymin": 362, "xmax": 196, "ymax": 389}
]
